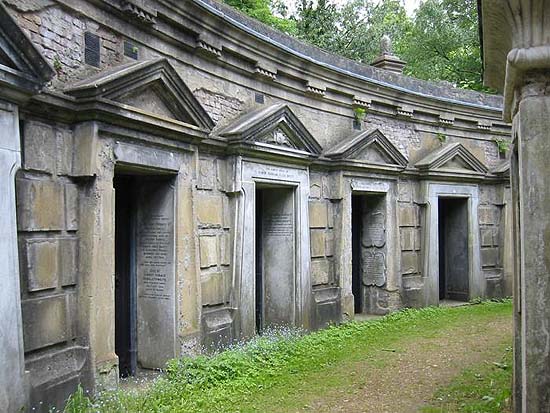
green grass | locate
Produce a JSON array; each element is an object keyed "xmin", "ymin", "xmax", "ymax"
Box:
[
  {"xmin": 421, "ymin": 342, "xmax": 512, "ymax": 413},
  {"xmin": 63, "ymin": 300, "xmax": 512, "ymax": 413}
]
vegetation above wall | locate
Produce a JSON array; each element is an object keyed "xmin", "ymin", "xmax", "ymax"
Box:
[{"xmin": 222, "ymin": 0, "xmax": 491, "ymax": 92}]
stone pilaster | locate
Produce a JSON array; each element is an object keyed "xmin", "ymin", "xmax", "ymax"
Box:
[{"xmin": 0, "ymin": 100, "xmax": 27, "ymax": 412}]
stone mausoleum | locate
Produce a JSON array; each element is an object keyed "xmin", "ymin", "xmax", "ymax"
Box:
[{"xmin": 0, "ymin": 0, "xmax": 512, "ymax": 410}]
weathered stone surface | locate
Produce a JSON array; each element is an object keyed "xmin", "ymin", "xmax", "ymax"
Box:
[
  {"xmin": 399, "ymin": 204, "xmax": 417, "ymax": 227},
  {"xmin": 327, "ymin": 202, "xmax": 335, "ymax": 228},
  {"xmin": 311, "ymin": 258, "xmax": 330, "ymax": 285},
  {"xmin": 23, "ymin": 121, "xmax": 56, "ymax": 174},
  {"xmin": 17, "ymin": 178, "xmax": 64, "ymax": 231},
  {"xmin": 310, "ymin": 229, "xmax": 325, "ymax": 258},
  {"xmin": 219, "ymin": 232, "xmax": 231, "ymax": 266},
  {"xmin": 201, "ymin": 308, "xmax": 233, "ymax": 351},
  {"xmin": 400, "ymin": 227, "xmax": 415, "ymax": 251},
  {"xmin": 478, "ymin": 205, "xmax": 497, "ymax": 225},
  {"xmin": 136, "ymin": 180, "xmax": 177, "ymax": 369},
  {"xmin": 197, "ymin": 194, "xmax": 223, "ymax": 226},
  {"xmin": 23, "ymin": 238, "xmax": 59, "ymax": 292},
  {"xmin": 59, "ymin": 237, "xmax": 78, "ymax": 286},
  {"xmin": 201, "ymin": 271, "xmax": 226, "ymax": 305},
  {"xmin": 363, "ymin": 249, "xmax": 386, "ymax": 286},
  {"xmin": 401, "ymin": 251, "xmax": 418, "ymax": 275},
  {"xmin": 56, "ymin": 127, "xmax": 73, "ymax": 176},
  {"xmin": 481, "ymin": 247, "xmax": 499, "ymax": 267},
  {"xmin": 197, "ymin": 158, "xmax": 215, "ymax": 190},
  {"xmin": 362, "ymin": 211, "xmax": 386, "ymax": 247},
  {"xmin": 65, "ymin": 183, "xmax": 79, "ymax": 231},
  {"xmin": 199, "ymin": 235, "xmax": 218, "ymax": 268},
  {"xmin": 325, "ymin": 231, "xmax": 335, "ymax": 257},
  {"xmin": 22, "ymin": 295, "xmax": 69, "ymax": 352},
  {"xmin": 480, "ymin": 228, "xmax": 495, "ymax": 247},
  {"xmin": 398, "ymin": 180, "xmax": 412, "ymax": 202},
  {"xmin": 309, "ymin": 201, "xmax": 328, "ymax": 228}
]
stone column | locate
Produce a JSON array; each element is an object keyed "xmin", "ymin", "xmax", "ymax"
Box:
[
  {"xmin": 0, "ymin": 100, "xmax": 27, "ymax": 412},
  {"xmin": 513, "ymin": 72, "xmax": 550, "ymax": 411},
  {"xmin": 479, "ymin": 2, "xmax": 550, "ymax": 410}
]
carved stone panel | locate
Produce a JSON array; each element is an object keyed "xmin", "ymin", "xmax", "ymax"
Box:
[
  {"xmin": 136, "ymin": 179, "xmax": 176, "ymax": 368},
  {"xmin": 362, "ymin": 211, "xmax": 386, "ymax": 247},
  {"xmin": 363, "ymin": 249, "xmax": 386, "ymax": 287}
]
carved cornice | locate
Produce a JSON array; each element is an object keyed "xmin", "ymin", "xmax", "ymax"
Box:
[{"xmin": 120, "ymin": 0, "xmax": 157, "ymax": 25}]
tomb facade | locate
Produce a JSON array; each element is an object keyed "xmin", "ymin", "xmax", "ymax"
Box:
[{"xmin": 0, "ymin": 0, "xmax": 512, "ymax": 410}]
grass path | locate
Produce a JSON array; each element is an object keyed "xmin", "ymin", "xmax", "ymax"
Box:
[
  {"xmin": 244, "ymin": 306, "xmax": 511, "ymax": 413},
  {"xmin": 65, "ymin": 301, "xmax": 512, "ymax": 413}
]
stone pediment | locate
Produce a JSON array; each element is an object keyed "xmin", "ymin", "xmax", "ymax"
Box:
[
  {"xmin": 0, "ymin": 2, "xmax": 54, "ymax": 97},
  {"xmin": 324, "ymin": 128, "xmax": 408, "ymax": 168},
  {"xmin": 65, "ymin": 59, "xmax": 214, "ymax": 130},
  {"xmin": 415, "ymin": 143, "xmax": 488, "ymax": 175},
  {"xmin": 218, "ymin": 104, "xmax": 322, "ymax": 156}
]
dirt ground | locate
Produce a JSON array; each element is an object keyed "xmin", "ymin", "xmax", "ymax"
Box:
[{"xmin": 299, "ymin": 314, "xmax": 512, "ymax": 413}]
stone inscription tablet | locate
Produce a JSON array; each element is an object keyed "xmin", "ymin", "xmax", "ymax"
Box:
[
  {"xmin": 363, "ymin": 250, "xmax": 386, "ymax": 287},
  {"xmin": 264, "ymin": 213, "xmax": 293, "ymax": 236},
  {"xmin": 136, "ymin": 180, "xmax": 176, "ymax": 369},
  {"xmin": 362, "ymin": 212, "xmax": 386, "ymax": 248},
  {"xmin": 139, "ymin": 213, "xmax": 171, "ymax": 300}
]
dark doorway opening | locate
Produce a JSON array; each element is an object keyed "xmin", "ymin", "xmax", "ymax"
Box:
[
  {"xmin": 438, "ymin": 198, "xmax": 470, "ymax": 302},
  {"xmin": 114, "ymin": 175, "xmax": 137, "ymax": 378},
  {"xmin": 351, "ymin": 195, "xmax": 363, "ymax": 314},
  {"xmin": 114, "ymin": 171, "xmax": 177, "ymax": 377},
  {"xmin": 351, "ymin": 193, "xmax": 387, "ymax": 314},
  {"xmin": 255, "ymin": 186, "xmax": 295, "ymax": 334}
]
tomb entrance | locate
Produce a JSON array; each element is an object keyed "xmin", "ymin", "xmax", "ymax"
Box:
[
  {"xmin": 255, "ymin": 186, "xmax": 296, "ymax": 333},
  {"xmin": 114, "ymin": 172, "xmax": 176, "ymax": 377},
  {"xmin": 351, "ymin": 193, "xmax": 387, "ymax": 314},
  {"xmin": 438, "ymin": 198, "xmax": 470, "ymax": 302}
]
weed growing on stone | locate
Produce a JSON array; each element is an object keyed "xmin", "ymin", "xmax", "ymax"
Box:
[{"xmin": 63, "ymin": 300, "xmax": 512, "ymax": 413}]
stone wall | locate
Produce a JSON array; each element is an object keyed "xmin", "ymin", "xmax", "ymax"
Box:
[
  {"xmin": 196, "ymin": 155, "xmax": 234, "ymax": 349},
  {"xmin": 398, "ymin": 179, "xmax": 424, "ymax": 307},
  {"xmin": 478, "ymin": 184, "xmax": 505, "ymax": 297},
  {"xmin": 16, "ymin": 118, "xmax": 88, "ymax": 409}
]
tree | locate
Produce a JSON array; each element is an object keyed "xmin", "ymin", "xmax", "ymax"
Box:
[
  {"xmin": 222, "ymin": 0, "xmax": 489, "ymax": 92},
  {"xmin": 223, "ymin": 0, "xmax": 297, "ymax": 33},
  {"xmin": 400, "ymin": 0, "xmax": 486, "ymax": 90}
]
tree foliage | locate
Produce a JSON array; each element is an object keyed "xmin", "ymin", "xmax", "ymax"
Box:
[{"xmin": 223, "ymin": 0, "xmax": 488, "ymax": 91}]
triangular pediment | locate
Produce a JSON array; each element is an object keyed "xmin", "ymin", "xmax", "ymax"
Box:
[
  {"xmin": 415, "ymin": 143, "xmax": 488, "ymax": 175},
  {"xmin": 64, "ymin": 59, "xmax": 214, "ymax": 130},
  {"xmin": 218, "ymin": 104, "xmax": 322, "ymax": 156},
  {"xmin": 0, "ymin": 2, "xmax": 54, "ymax": 94},
  {"xmin": 324, "ymin": 128, "xmax": 408, "ymax": 168}
]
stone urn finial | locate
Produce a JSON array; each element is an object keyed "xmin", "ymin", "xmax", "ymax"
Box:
[
  {"xmin": 370, "ymin": 34, "xmax": 406, "ymax": 74},
  {"xmin": 380, "ymin": 34, "xmax": 393, "ymax": 55}
]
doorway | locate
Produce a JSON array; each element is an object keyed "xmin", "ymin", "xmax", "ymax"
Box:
[
  {"xmin": 438, "ymin": 198, "xmax": 470, "ymax": 302},
  {"xmin": 351, "ymin": 195, "xmax": 363, "ymax": 314},
  {"xmin": 351, "ymin": 194, "xmax": 387, "ymax": 314},
  {"xmin": 114, "ymin": 175, "xmax": 137, "ymax": 377},
  {"xmin": 255, "ymin": 186, "xmax": 296, "ymax": 333},
  {"xmin": 114, "ymin": 171, "xmax": 176, "ymax": 377}
]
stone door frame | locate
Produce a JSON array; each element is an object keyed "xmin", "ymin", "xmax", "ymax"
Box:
[
  {"xmin": 340, "ymin": 178, "xmax": 399, "ymax": 316},
  {"xmin": 81, "ymin": 131, "xmax": 198, "ymax": 388},
  {"xmin": 420, "ymin": 182, "xmax": 483, "ymax": 306},
  {"xmin": 234, "ymin": 160, "xmax": 311, "ymax": 338}
]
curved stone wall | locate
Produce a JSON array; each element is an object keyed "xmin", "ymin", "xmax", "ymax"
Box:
[{"xmin": 0, "ymin": 0, "xmax": 512, "ymax": 411}]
